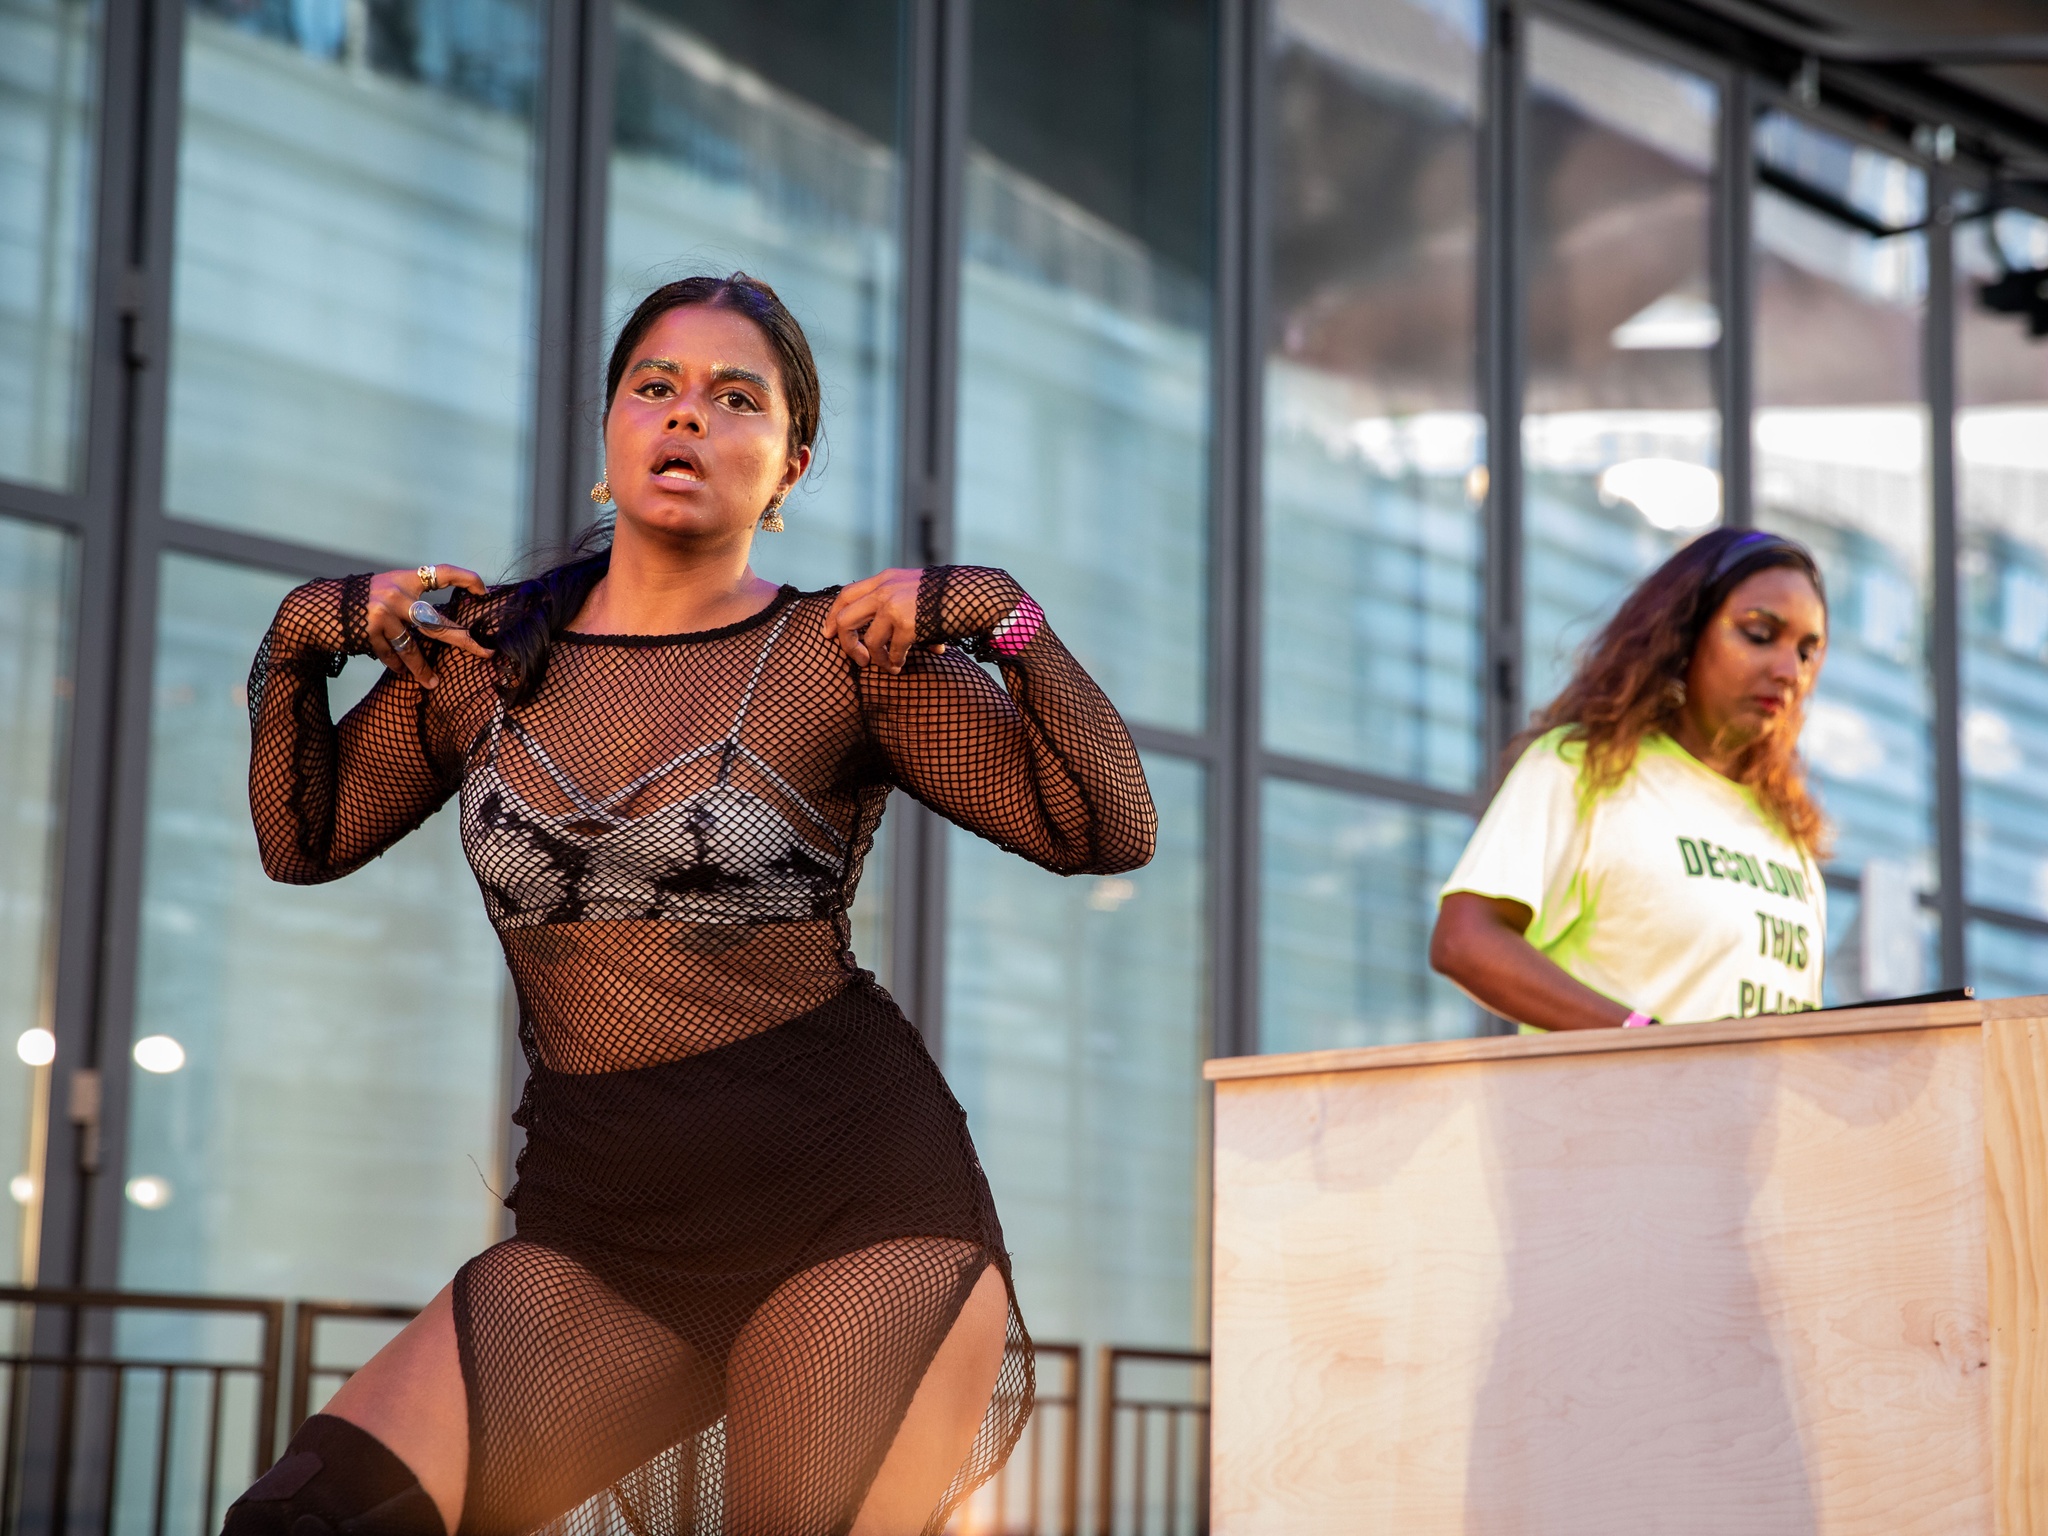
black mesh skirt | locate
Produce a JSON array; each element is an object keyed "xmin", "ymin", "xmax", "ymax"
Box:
[{"xmin": 450, "ymin": 980, "xmax": 1032, "ymax": 1536}]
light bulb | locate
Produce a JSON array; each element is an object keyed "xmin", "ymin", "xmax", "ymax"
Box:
[
  {"xmin": 15, "ymin": 1029, "xmax": 54, "ymax": 1067},
  {"xmin": 133, "ymin": 1035, "xmax": 187, "ymax": 1074},
  {"xmin": 125, "ymin": 1176, "xmax": 173, "ymax": 1210}
]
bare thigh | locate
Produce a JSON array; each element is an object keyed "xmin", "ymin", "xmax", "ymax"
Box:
[
  {"xmin": 850, "ymin": 1263, "xmax": 1008, "ymax": 1536},
  {"xmin": 322, "ymin": 1284, "xmax": 468, "ymax": 1534},
  {"xmin": 319, "ymin": 1243, "xmax": 720, "ymax": 1536}
]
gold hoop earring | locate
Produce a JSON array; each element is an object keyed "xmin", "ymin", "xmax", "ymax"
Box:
[
  {"xmin": 589, "ymin": 477, "xmax": 613, "ymax": 505},
  {"xmin": 761, "ymin": 494, "xmax": 786, "ymax": 533}
]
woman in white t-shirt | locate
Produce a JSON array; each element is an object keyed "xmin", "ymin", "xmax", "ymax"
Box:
[{"xmin": 1431, "ymin": 527, "xmax": 1830, "ymax": 1030}]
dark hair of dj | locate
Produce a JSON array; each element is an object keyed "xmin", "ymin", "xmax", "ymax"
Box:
[{"xmin": 1516, "ymin": 526, "xmax": 1830, "ymax": 855}]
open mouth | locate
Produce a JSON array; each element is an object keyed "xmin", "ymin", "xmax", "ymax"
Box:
[{"xmin": 654, "ymin": 453, "xmax": 702, "ymax": 482}]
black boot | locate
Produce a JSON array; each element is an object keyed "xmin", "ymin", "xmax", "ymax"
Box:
[{"xmin": 222, "ymin": 1415, "xmax": 446, "ymax": 1536}]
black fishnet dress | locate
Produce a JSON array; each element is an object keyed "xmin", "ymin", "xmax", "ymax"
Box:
[{"xmin": 246, "ymin": 566, "xmax": 1156, "ymax": 1536}]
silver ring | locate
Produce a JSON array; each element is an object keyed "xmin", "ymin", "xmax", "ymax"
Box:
[
  {"xmin": 417, "ymin": 564, "xmax": 438, "ymax": 591},
  {"xmin": 408, "ymin": 599, "xmax": 449, "ymax": 630},
  {"xmin": 390, "ymin": 627, "xmax": 415, "ymax": 653}
]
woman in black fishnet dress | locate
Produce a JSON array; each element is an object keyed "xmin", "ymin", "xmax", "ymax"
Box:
[{"xmin": 222, "ymin": 275, "xmax": 1156, "ymax": 1536}]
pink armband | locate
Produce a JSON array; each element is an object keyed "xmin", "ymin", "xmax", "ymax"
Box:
[
  {"xmin": 1622, "ymin": 1010, "xmax": 1656, "ymax": 1028},
  {"xmin": 990, "ymin": 596, "xmax": 1044, "ymax": 656}
]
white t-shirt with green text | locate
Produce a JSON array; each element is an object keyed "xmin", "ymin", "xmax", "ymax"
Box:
[{"xmin": 1440, "ymin": 728, "xmax": 1826, "ymax": 1026}]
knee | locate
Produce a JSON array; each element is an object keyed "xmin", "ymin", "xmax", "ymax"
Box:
[{"xmin": 223, "ymin": 1416, "xmax": 445, "ymax": 1536}]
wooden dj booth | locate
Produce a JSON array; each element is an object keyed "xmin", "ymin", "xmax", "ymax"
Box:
[{"xmin": 1205, "ymin": 997, "xmax": 2047, "ymax": 1534}]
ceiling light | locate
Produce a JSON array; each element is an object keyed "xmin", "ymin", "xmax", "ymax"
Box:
[
  {"xmin": 125, "ymin": 1176, "xmax": 173, "ymax": 1211},
  {"xmin": 1611, "ymin": 293, "xmax": 1721, "ymax": 351},
  {"xmin": 133, "ymin": 1035, "xmax": 187, "ymax": 1074}
]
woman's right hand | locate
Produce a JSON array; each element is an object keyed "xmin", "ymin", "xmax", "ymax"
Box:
[{"xmin": 365, "ymin": 565, "xmax": 495, "ymax": 689}]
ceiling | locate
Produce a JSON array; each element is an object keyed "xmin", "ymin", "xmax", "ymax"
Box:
[
  {"xmin": 1799, "ymin": 0, "xmax": 2048, "ymax": 135},
  {"xmin": 1663, "ymin": 0, "xmax": 2048, "ymax": 166}
]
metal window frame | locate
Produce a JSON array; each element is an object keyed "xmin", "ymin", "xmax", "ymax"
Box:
[
  {"xmin": 12, "ymin": 0, "xmax": 2048, "ymax": 1376},
  {"xmin": 7, "ymin": 0, "xmax": 609, "ymax": 1299},
  {"xmin": 1742, "ymin": 74, "xmax": 1969, "ymax": 989},
  {"xmin": 892, "ymin": 0, "xmax": 1238, "ymax": 1062},
  {"xmin": 1928, "ymin": 162, "xmax": 1966, "ymax": 989},
  {"xmin": 1483, "ymin": 0, "xmax": 1524, "ymax": 794},
  {"xmin": 1212, "ymin": 0, "xmax": 1265, "ymax": 1062},
  {"xmin": 888, "ymin": 0, "xmax": 972, "ymax": 1051}
]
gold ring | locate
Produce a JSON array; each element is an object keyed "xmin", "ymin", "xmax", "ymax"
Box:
[{"xmin": 417, "ymin": 564, "xmax": 438, "ymax": 591}]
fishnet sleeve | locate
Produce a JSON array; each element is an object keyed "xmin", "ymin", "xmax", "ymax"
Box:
[
  {"xmin": 856, "ymin": 566, "xmax": 1157, "ymax": 875},
  {"xmin": 247, "ymin": 575, "xmax": 461, "ymax": 884}
]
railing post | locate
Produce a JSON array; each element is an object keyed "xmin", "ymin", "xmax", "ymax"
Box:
[
  {"xmin": 256, "ymin": 1300, "xmax": 283, "ymax": 1468},
  {"xmin": 1095, "ymin": 1346, "xmax": 1118, "ymax": 1536},
  {"xmin": 0, "ymin": 1287, "xmax": 292, "ymax": 1536},
  {"xmin": 287, "ymin": 1303, "xmax": 315, "ymax": 1436},
  {"xmin": 1059, "ymin": 1346, "xmax": 1080, "ymax": 1536}
]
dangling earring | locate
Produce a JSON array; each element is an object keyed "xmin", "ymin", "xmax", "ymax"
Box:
[
  {"xmin": 761, "ymin": 494, "xmax": 786, "ymax": 532},
  {"xmin": 1662, "ymin": 676, "xmax": 1688, "ymax": 711},
  {"xmin": 589, "ymin": 476, "xmax": 613, "ymax": 505}
]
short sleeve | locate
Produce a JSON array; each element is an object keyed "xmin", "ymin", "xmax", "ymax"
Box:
[{"xmin": 1439, "ymin": 731, "xmax": 1591, "ymax": 936}]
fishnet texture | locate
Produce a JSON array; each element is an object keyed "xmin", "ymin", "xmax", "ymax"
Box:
[{"xmin": 247, "ymin": 567, "xmax": 1155, "ymax": 1536}]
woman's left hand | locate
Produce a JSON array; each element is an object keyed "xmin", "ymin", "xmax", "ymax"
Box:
[{"xmin": 824, "ymin": 568, "xmax": 935, "ymax": 674}]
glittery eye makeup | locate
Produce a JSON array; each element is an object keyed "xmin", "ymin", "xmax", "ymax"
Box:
[{"xmin": 618, "ymin": 356, "xmax": 775, "ymax": 415}]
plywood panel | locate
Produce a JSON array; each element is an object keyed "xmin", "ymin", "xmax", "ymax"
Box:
[
  {"xmin": 1984, "ymin": 1001, "xmax": 2048, "ymax": 1534},
  {"xmin": 1211, "ymin": 1070, "xmax": 1506, "ymax": 1534},
  {"xmin": 1205, "ymin": 999, "xmax": 1988, "ymax": 1082},
  {"xmin": 1212, "ymin": 1026, "xmax": 1990, "ymax": 1536}
]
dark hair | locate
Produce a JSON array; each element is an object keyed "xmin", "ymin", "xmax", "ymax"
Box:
[
  {"xmin": 1514, "ymin": 526, "xmax": 1831, "ymax": 853},
  {"xmin": 482, "ymin": 274, "xmax": 820, "ymax": 707}
]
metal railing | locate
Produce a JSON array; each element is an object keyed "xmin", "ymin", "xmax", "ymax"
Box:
[
  {"xmin": 1094, "ymin": 1348, "xmax": 1209, "ymax": 1536},
  {"xmin": 0, "ymin": 1287, "xmax": 283, "ymax": 1536},
  {"xmin": 0, "ymin": 1287, "xmax": 1206, "ymax": 1536},
  {"xmin": 948, "ymin": 1340, "xmax": 1081, "ymax": 1535},
  {"xmin": 287, "ymin": 1301, "xmax": 418, "ymax": 1431}
]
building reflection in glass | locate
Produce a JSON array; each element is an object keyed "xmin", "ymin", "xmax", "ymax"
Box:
[
  {"xmin": 607, "ymin": 0, "xmax": 903, "ymax": 601},
  {"xmin": 1956, "ymin": 206, "xmax": 2048, "ymax": 981},
  {"xmin": 953, "ymin": 0, "xmax": 1214, "ymax": 732},
  {"xmin": 945, "ymin": 755, "xmax": 1208, "ymax": 1354},
  {"xmin": 0, "ymin": 517, "xmax": 72, "ymax": 1283},
  {"xmin": 1520, "ymin": 20, "xmax": 1720, "ymax": 710},
  {"xmin": 1752, "ymin": 110, "xmax": 1934, "ymax": 1001},
  {"xmin": 945, "ymin": 0, "xmax": 1217, "ymax": 1384},
  {"xmin": 162, "ymin": 0, "xmax": 543, "ymax": 574},
  {"xmin": 1261, "ymin": 782, "xmax": 1475, "ymax": 1052},
  {"xmin": 122, "ymin": 558, "xmax": 506, "ymax": 1304},
  {"xmin": 1263, "ymin": 0, "xmax": 1486, "ymax": 792},
  {"xmin": 0, "ymin": 0, "xmax": 99, "ymax": 491}
]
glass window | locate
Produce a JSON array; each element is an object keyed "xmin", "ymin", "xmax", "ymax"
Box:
[
  {"xmin": 161, "ymin": 0, "xmax": 543, "ymax": 576},
  {"xmin": 1260, "ymin": 779, "xmax": 1474, "ymax": 1052},
  {"xmin": 1262, "ymin": 0, "xmax": 1484, "ymax": 789},
  {"xmin": 606, "ymin": 0, "xmax": 904, "ymax": 594},
  {"xmin": 121, "ymin": 557, "xmax": 505, "ymax": 1301},
  {"xmin": 953, "ymin": 0, "xmax": 1216, "ymax": 733},
  {"xmin": 0, "ymin": 516, "xmax": 73, "ymax": 1282},
  {"xmin": 0, "ymin": 0, "xmax": 99, "ymax": 490},
  {"xmin": 1968, "ymin": 919, "xmax": 2048, "ymax": 1000},
  {"xmin": 1521, "ymin": 21, "xmax": 1720, "ymax": 709},
  {"xmin": 1956, "ymin": 208, "xmax": 2048, "ymax": 931},
  {"xmin": 943, "ymin": 754, "xmax": 1208, "ymax": 1354},
  {"xmin": 1752, "ymin": 111, "xmax": 1933, "ymax": 990}
]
